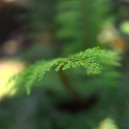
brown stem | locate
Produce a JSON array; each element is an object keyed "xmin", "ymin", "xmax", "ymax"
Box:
[{"xmin": 58, "ymin": 70, "xmax": 82, "ymax": 103}]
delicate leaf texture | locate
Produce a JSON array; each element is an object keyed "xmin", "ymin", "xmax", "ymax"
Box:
[{"xmin": 12, "ymin": 47, "xmax": 119, "ymax": 94}]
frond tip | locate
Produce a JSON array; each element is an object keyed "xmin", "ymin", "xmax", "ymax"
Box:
[{"xmin": 11, "ymin": 47, "xmax": 120, "ymax": 94}]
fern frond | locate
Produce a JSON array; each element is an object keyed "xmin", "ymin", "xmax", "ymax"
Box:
[{"xmin": 12, "ymin": 47, "xmax": 119, "ymax": 94}]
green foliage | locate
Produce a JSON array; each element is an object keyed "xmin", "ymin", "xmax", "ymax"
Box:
[
  {"xmin": 56, "ymin": 0, "xmax": 110, "ymax": 54},
  {"xmin": 11, "ymin": 47, "xmax": 119, "ymax": 94}
]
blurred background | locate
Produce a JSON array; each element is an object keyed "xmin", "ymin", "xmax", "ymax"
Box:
[{"xmin": 0, "ymin": 0, "xmax": 129, "ymax": 129}]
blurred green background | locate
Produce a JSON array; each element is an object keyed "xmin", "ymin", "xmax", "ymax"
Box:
[{"xmin": 0, "ymin": 0, "xmax": 129, "ymax": 129}]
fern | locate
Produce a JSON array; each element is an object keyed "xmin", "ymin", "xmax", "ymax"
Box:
[
  {"xmin": 56, "ymin": 0, "xmax": 110, "ymax": 54},
  {"xmin": 11, "ymin": 47, "xmax": 119, "ymax": 94}
]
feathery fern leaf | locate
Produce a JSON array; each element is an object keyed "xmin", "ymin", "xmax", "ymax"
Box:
[{"xmin": 11, "ymin": 47, "xmax": 119, "ymax": 94}]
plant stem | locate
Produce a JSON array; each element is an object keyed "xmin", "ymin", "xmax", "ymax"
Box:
[{"xmin": 58, "ymin": 70, "xmax": 82, "ymax": 103}]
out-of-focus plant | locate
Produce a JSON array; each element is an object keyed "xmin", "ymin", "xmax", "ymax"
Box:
[
  {"xmin": 98, "ymin": 118, "xmax": 118, "ymax": 129},
  {"xmin": 56, "ymin": 0, "xmax": 110, "ymax": 54}
]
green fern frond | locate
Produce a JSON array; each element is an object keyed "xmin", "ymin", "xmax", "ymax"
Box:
[{"xmin": 12, "ymin": 47, "xmax": 119, "ymax": 94}]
